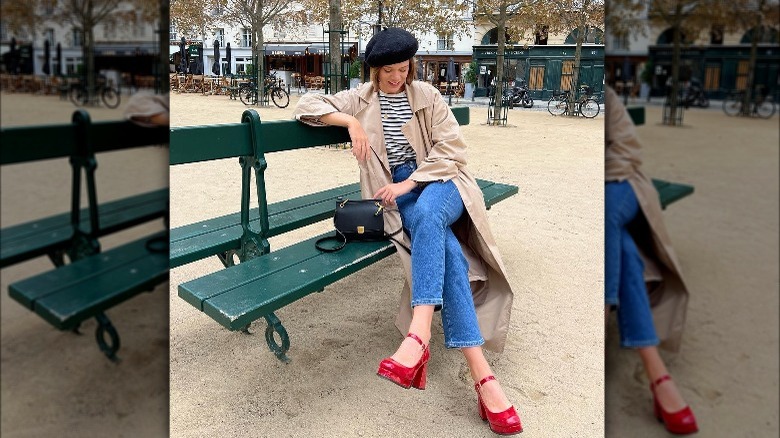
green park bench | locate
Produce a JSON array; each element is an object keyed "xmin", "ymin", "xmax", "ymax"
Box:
[
  {"xmin": 626, "ymin": 105, "xmax": 695, "ymax": 208},
  {"xmin": 0, "ymin": 110, "xmax": 169, "ymax": 361},
  {"xmin": 170, "ymin": 107, "xmax": 518, "ymax": 362}
]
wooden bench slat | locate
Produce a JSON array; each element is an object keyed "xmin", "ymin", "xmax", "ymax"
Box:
[
  {"xmin": 1, "ymin": 188, "xmax": 168, "ymax": 268},
  {"xmin": 179, "ymin": 181, "xmax": 517, "ymax": 330},
  {"xmin": 9, "ymin": 231, "xmax": 169, "ymax": 330},
  {"xmin": 170, "ymin": 180, "xmax": 499, "ymax": 268}
]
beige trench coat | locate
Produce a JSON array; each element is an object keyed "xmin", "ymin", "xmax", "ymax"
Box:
[
  {"xmin": 293, "ymin": 81, "xmax": 515, "ymax": 352},
  {"xmin": 605, "ymin": 87, "xmax": 689, "ymax": 352}
]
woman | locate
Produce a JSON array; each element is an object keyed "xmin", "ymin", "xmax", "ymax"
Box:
[
  {"xmin": 293, "ymin": 28, "xmax": 521, "ymax": 435},
  {"xmin": 605, "ymin": 86, "xmax": 698, "ymax": 434}
]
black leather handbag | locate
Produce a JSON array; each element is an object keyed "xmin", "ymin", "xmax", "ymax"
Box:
[{"xmin": 315, "ymin": 198, "xmax": 386, "ymax": 252}]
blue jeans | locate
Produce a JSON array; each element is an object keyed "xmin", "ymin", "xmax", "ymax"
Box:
[
  {"xmin": 391, "ymin": 161, "xmax": 485, "ymax": 349},
  {"xmin": 605, "ymin": 180, "xmax": 659, "ymax": 348}
]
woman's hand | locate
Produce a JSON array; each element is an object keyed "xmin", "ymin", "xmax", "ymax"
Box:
[
  {"xmin": 347, "ymin": 119, "xmax": 371, "ymax": 163},
  {"xmin": 374, "ymin": 179, "xmax": 417, "ymax": 205}
]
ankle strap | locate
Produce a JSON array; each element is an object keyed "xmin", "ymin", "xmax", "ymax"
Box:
[
  {"xmin": 476, "ymin": 375, "xmax": 496, "ymax": 388},
  {"xmin": 406, "ymin": 333, "xmax": 427, "ymax": 348},
  {"xmin": 651, "ymin": 374, "xmax": 671, "ymax": 390}
]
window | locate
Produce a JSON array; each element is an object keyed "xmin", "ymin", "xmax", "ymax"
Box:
[
  {"xmin": 170, "ymin": 25, "xmax": 177, "ymax": 42},
  {"xmin": 610, "ymin": 33, "xmax": 629, "ymax": 51},
  {"xmin": 133, "ymin": 15, "xmax": 146, "ymax": 37},
  {"xmin": 535, "ymin": 26, "xmax": 548, "ymax": 45},
  {"xmin": 103, "ymin": 23, "xmax": 116, "ymax": 40},
  {"xmin": 529, "ymin": 65, "xmax": 545, "ymax": 90},
  {"xmin": 704, "ymin": 65, "xmax": 720, "ymax": 91},
  {"xmin": 65, "ymin": 57, "xmax": 82, "ymax": 75},
  {"xmin": 72, "ymin": 28, "xmax": 83, "ymax": 47},
  {"xmin": 211, "ymin": 0, "xmax": 224, "ymax": 15},
  {"xmin": 44, "ymin": 28, "xmax": 55, "ymax": 45},
  {"xmin": 43, "ymin": 1, "xmax": 54, "ymax": 15},
  {"xmin": 437, "ymin": 33, "xmax": 453, "ymax": 51},
  {"xmin": 242, "ymin": 28, "xmax": 252, "ymax": 48},
  {"xmin": 560, "ymin": 60, "xmax": 575, "ymax": 91},
  {"xmin": 736, "ymin": 60, "xmax": 749, "ymax": 90},
  {"xmin": 1, "ymin": 22, "xmax": 7, "ymax": 42},
  {"xmin": 215, "ymin": 28, "xmax": 224, "ymax": 46},
  {"xmin": 235, "ymin": 57, "xmax": 251, "ymax": 73}
]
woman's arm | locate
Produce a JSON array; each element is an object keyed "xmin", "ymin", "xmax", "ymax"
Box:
[{"xmin": 319, "ymin": 112, "xmax": 371, "ymax": 163}]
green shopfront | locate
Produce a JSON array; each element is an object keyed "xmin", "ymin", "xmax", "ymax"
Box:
[
  {"xmin": 472, "ymin": 44, "xmax": 605, "ymax": 99},
  {"xmin": 647, "ymin": 45, "xmax": 780, "ymax": 100}
]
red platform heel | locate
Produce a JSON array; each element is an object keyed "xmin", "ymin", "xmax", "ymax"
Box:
[
  {"xmin": 650, "ymin": 375, "xmax": 699, "ymax": 435},
  {"xmin": 475, "ymin": 375, "xmax": 523, "ymax": 435},
  {"xmin": 377, "ymin": 333, "xmax": 430, "ymax": 390}
]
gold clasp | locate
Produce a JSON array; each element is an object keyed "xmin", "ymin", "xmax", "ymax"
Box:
[
  {"xmin": 374, "ymin": 202, "xmax": 383, "ymax": 216},
  {"xmin": 339, "ymin": 198, "xmax": 349, "ymax": 208}
]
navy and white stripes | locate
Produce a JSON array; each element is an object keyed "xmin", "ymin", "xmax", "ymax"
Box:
[{"xmin": 379, "ymin": 91, "xmax": 417, "ymax": 167}]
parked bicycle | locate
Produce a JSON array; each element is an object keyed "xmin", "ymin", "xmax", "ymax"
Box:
[
  {"xmin": 547, "ymin": 85, "xmax": 600, "ymax": 118},
  {"xmin": 69, "ymin": 78, "xmax": 121, "ymax": 109},
  {"xmin": 722, "ymin": 87, "xmax": 775, "ymax": 119},
  {"xmin": 239, "ymin": 72, "xmax": 290, "ymax": 108}
]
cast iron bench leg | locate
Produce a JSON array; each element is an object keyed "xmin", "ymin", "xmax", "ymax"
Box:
[
  {"xmin": 94, "ymin": 312, "xmax": 121, "ymax": 362},
  {"xmin": 263, "ymin": 312, "xmax": 290, "ymax": 363}
]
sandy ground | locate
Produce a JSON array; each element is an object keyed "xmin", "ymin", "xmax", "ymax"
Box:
[
  {"xmin": 1, "ymin": 91, "xmax": 169, "ymax": 437},
  {"xmin": 605, "ymin": 106, "xmax": 779, "ymax": 436},
  {"xmin": 169, "ymin": 91, "xmax": 605, "ymax": 437}
]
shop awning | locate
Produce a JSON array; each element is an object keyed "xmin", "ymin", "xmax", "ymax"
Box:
[
  {"xmin": 263, "ymin": 42, "xmax": 358, "ymax": 56},
  {"xmin": 264, "ymin": 44, "xmax": 309, "ymax": 56}
]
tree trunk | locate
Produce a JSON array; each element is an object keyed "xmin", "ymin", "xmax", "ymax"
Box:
[
  {"xmin": 159, "ymin": 0, "xmax": 169, "ymax": 93},
  {"xmin": 491, "ymin": 7, "xmax": 507, "ymax": 125},
  {"xmin": 328, "ymin": 0, "xmax": 343, "ymax": 93},
  {"xmin": 569, "ymin": 23, "xmax": 585, "ymax": 117},
  {"xmin": 666, "ymin": 3, "xmax": 683, "ymax": 126},
  {"xmin": 255, "ymin": 25, "xmax": 265, "ymax": 105},
  {"xmin": 85, "ymin": 20, "xmax": 97, "ymax": 105},
  {"xmin": 742, "ymin": 13, "xmax": 763, "ymax": 116}
]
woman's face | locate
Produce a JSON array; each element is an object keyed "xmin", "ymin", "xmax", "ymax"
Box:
[{"xmin": 378, "ymin": 60, "xmax": 410, "ymax": 94}]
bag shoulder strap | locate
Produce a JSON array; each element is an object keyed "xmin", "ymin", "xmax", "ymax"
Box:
[{"xmin": 315, "ymin": 231, "xmax": 347, "ymax": 252}]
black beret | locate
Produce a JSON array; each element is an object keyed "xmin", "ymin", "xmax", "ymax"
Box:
[{"xmin": 365, "ymin": 27, "xmax": 419, "ymax": 67}]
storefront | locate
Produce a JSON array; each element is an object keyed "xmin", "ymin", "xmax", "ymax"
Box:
[
  {"xmin": 415, "ymin": 51, "xmax": 472, "ymax": 85},
  {"xmin": 472, "ymin": 44, "xmax": 605, "ymax": 99},
  {"xmin": 647, "ymin": 44, "xmax": 780, "ymax": 100}
]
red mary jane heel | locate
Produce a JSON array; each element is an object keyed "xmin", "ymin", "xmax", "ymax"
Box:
[
  {"xmin": 651, "ymin": 375, "xmax": 699, "ymax": 435},
  {"xmin": 475, "ymin": 375, "xmax": 523, "ymax": 435},
  {"xmin": 377, "ymin": 333, "xmax": 430, "ymax": 390}
]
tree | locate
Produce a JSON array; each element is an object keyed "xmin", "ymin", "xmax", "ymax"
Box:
[
  {"xmin": 548, "ymin": 0, "xmax": 605, "ymax": 117},
  {"xmin": 472, "ymin": 0, "xmax": 548, "ymax": 125},
  {"xmin": 2, "ymin": 0, "xmax": 157, "ymax": 103},
  {"xmin": 327, "ymin": 0, "xmax": 343, "ymax": 93},
  {"xmin": 714, "ymin": 0, "xmax": 780, "ymax": 116},
  {"xmin": 302, "ymin": 0, "xmax": 470, "ymax": 44}
]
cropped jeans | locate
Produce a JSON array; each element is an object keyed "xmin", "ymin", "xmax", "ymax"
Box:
[
  {"xmin": 391, "ymin": 160, "xmax": 485, "ymax": 349},
  {"xmin": 605, "ymin": 180, "xmax": 660, "ymax": 348}
]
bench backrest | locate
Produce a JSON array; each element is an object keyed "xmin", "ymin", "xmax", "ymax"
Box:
[
  {"xmin": 169, "ymin": 106, "xmax": 470, "ymax": 165},
  {"xmin": 0, "ymin": 110, "xmax": 168, "ymax": 237},
  {"xmin": 1, "ymin": 110, "xmax": 168, "ymax": 165},
  {"xmin": 169, "ymin": 106, "xmax": 471, "ymax": 260}
]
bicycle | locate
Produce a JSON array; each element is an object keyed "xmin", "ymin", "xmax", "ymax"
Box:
[
  {"xmin": 547, "ymin": 85, "xmax": 600, "ymax": 118},
  {"xmin": 722, "ymin": 89, "xmax": 775, "ymax": 119},
  {"xmin": 239, "ymin": 72, "xmax": 290, "ymax": 108},
  {"xmin": 69, "ymin": 78, "xmax": 121, "ymax": 109}
]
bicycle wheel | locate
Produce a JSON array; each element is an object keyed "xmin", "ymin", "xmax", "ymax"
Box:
[
  {"xmin": 579, "ymin": 99, "xmax": 600, "ymax": 118},
  {"xmin": 722, "ymin": 96, "xmax": 742, "ymax": 116},
  {"xmin": 69, "ymin": 86, "xmax": 85, "ymax": 106},
  {"xmin": 271, "ymin": 87, "xmax": 290, "ymax": 108},
  {"xmin": 547, "ymin": 97, "xmax": 567, "ymax": 116},
  {"xmin": 755, "ymin": 100, "xmax": 776, "ymax": 119},
  {"xmin": 101, "ymin": 87, "xmax": 121, "ymax": 109},
  {"xmin": 239, "ymin": 87, "xmax": 254, "ymax": 105}
]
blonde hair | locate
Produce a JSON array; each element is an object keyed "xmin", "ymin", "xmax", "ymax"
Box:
[{"xmin": 370, "ymin": 57, "xmax": 418, "ymax": 91}]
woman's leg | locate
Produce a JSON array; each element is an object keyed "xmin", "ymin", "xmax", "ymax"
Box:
[
  {"xmin": 463, "ymin": 346, "xmax": 513, "ymax": 412},
  {"xmin": 638, "ymin": 347, "xmax": 688, "ymax": 412}
]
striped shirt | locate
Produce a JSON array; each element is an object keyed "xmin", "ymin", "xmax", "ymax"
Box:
[{"xmin": 378, "ymin": 91, "xmax": 417, "ymax": 167}]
